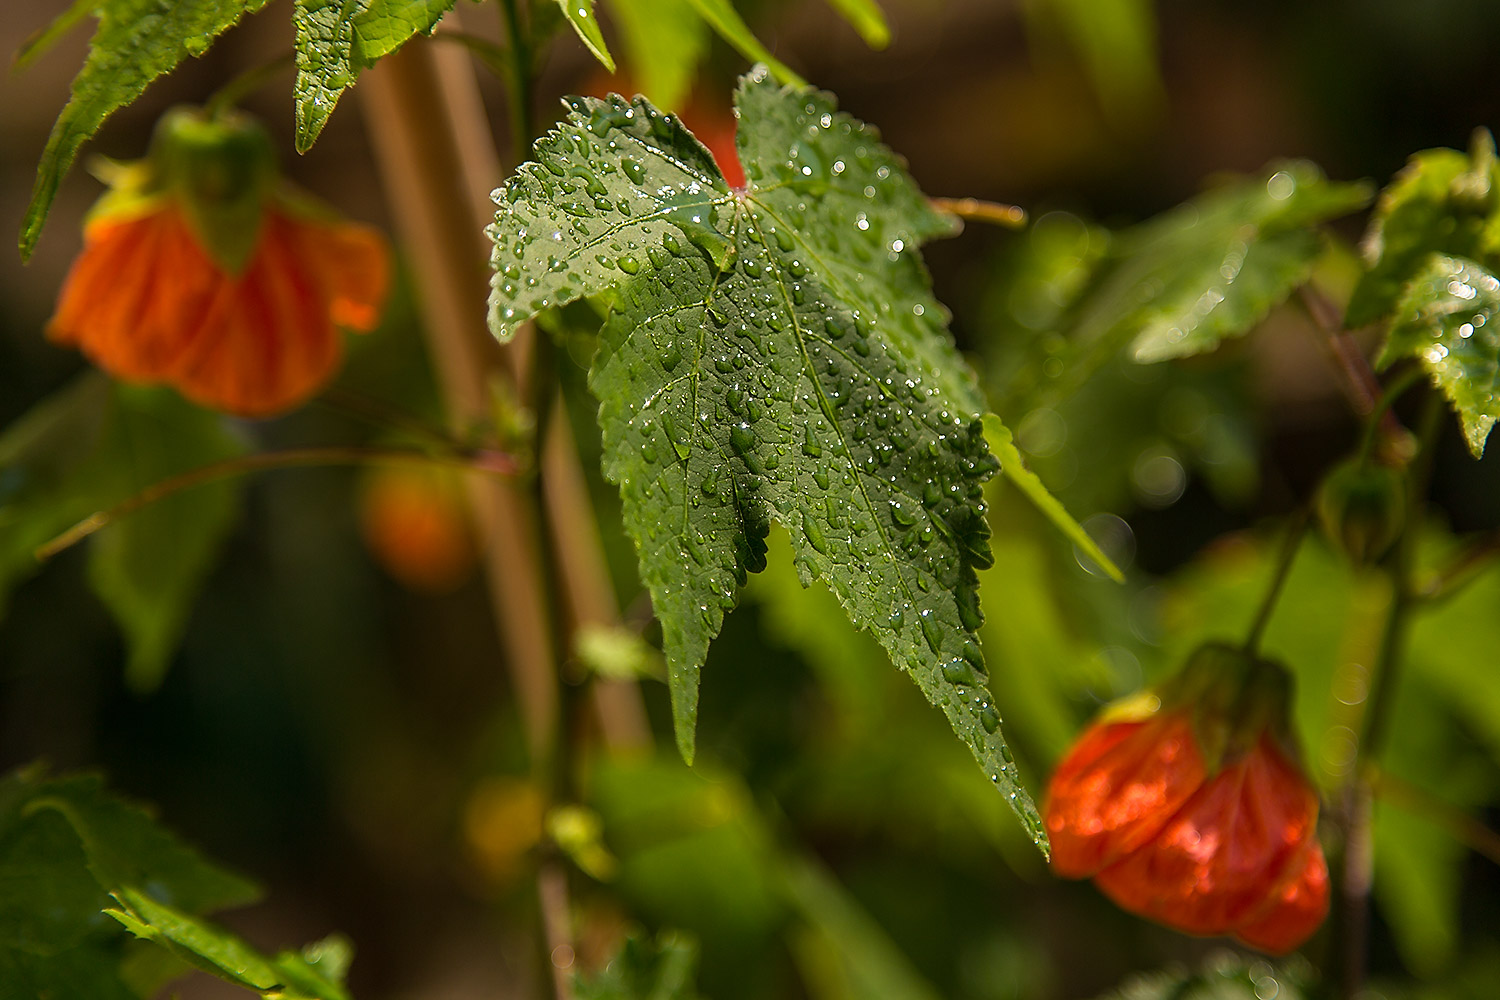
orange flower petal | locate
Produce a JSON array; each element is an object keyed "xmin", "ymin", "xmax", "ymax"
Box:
[
  {"xmin": 1234, "ymin": 840, "xmax": 1330, "ymax": 954},
  {"xmin": 1044, "ymin": 712, "xmax": 1207, "ymax": 878},
  {"xmin": 48, "ymin": 198, "xmax": 391, "ymax": 418},
  {"xmin": 1092, "ymin": 736, "xmax": 1318, "ymax": 938}
]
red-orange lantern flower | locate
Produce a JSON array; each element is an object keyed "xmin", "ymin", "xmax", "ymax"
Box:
[
  {"xmin": 47, "ymin": 107, "xmax": 389, "ymax": 417},
  {"xmin": 1044, "ymin": 644, "xmax": 1329, "ymax": 953}
]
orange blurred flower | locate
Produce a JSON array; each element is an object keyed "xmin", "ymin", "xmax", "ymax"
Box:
[
  {"xmin": 47, "ymin": 107, "xmax": 389, "ymax": 417},
  {"xmin": 1043, "ymin": 645, "xmax": 1329, "ymax": 953},
  {"xmin": 358, "ymin": 465, "xmax": 476, "ymax": 593}
]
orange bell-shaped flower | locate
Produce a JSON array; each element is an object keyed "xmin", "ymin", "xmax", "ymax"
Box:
[
  {"xmin": 47, "ymin": 107, "xmax": 389, "ymax": 418},
  {"xmin": 1043, "ymin": 645, "xmax": 1329, "ymax": 954}
]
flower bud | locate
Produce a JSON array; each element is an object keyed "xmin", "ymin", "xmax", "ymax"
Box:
[
  {"xmin": 1315, "ymin": 457, "xmax": 1406, "ymax": 566},
  {"xmin": 1043, "ymin": 644, "xmax": 1328, "ymax": 953}
]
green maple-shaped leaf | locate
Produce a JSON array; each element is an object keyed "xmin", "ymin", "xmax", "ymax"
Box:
[
  {"xmin": 1378, "ymin": 254, "xmax": 1500, "ymax": 456},
  {"xmin": 18, "ymin": 0, "xmax": 272, "ymax": 260},
  {"xmin": 293, "ymin": 0, "xmax": 456, "ymax": 152},
  {"xmin": 1346, "ymin": 130, "xmax": 1500, "ymax": 329},
  {"xmin": 489, "ymin": 69, "xmax": 1045, "ymax": 848}
]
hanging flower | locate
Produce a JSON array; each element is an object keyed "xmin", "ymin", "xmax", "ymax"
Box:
[
  {"xmin": 1043, "ymin": 645, "xmax": 1330, "ymax": 953},
  {"xmin": 47, "ymin": 107, "xmax": 389, "ymax": 417},
  {"xmin": 358, "ymin": 464, "xmax": 477, "ymax": 593}
]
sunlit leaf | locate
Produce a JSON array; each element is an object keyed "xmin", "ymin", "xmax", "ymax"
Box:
[
  {"xmin": 682, "ymin": 0, "xmax": 806, "ymax": 88},
  {"xmin": 19, "ymin": 0, "xmax": 272, "ymax": 260},
  {"xmin": 1118, "ymin": 163, "xmax": 1371, "ymax": 363},
  {"xmin": 107, "ymin": 889, "xmax": 353, "ymax": 1000},
  {"xmin": 1346, "ymin": 131, "xmax": 1500, "ymax": 329},
  {"xmin": 982, "ymin": 413, "xmax": 1123, "ymax": 582},
  {"xmin": 575, "ymin": 931, "xmax": 701, "ymax": 1000},
  {"xmin": 823, "ymin": 0, "xmax": 890, "ymax": 49},
  {"xmin": 293, "ymin": 0, "xmax": 455, "ymax": 153},
  {"xmin": 609, "ymin": 0, "xmax": 708, "ymax": 111},
  {"xmin": 1377, "ymin": 254, "xmax": 1500, "ymax": 456},
  {"xmin": 557, "ymin": 0, "xmax": 615, "ymax": 73},
  {"xmin": 489, "ymin": 71, "xmax": 1044, "ymax": 847}
]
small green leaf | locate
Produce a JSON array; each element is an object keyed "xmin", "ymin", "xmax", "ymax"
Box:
[
  {"xmin": 575, "ymin": 930, "xmax": 701, "ymax": 1000},
  {"xmin": 86, "ymin": 387, "xmax": 244, "ymax": 690},
  {"xmin": 293, "ymin": 0, "xmax": 456, "ymax": 153},
  {"xmin": 108, "ymin": 889, "xmax": 353, "ymax": 1000},
  {"xmin": 557, "ymin": 0, "xmax": 616, "ymax": 73},
  {"xmin": 1346, "ymin": 131, "xmax": 1500, "ymax": 328},
  {"xmin": 13, "ymin": 0, "xmax": 96, "ymax": 72},
  {"xmin": 15, "ymin": 772, "xmax": 260, "ymax": 914},
  {"xmin": 981, "ymin": 413, "xmax": 1124, "ymax": 583},
  {"xmin": 609, "ymin": 0, "xmax": 708, "ymax": 110},
  {"xmin": 823, "ymin": 0, "xmax": 890, "ymax": 49},
  {"xmin": 782, "ymin": 854, "xmax": 941, "ymax": 1000},
  {"xmin": 1025, "ymin": 0, "xmax": 1161, "ymax": 125},
  {"xmin": 1120, "ymin": 162, "xmax": 1371, "ymax": 363},
  {"xmin": 1378, "ymin": 254, "xmax": 1500, "ymax": 456},
  {"xmin": 0, "ymin": 378, "xmax": 244, "ymax": 689},
  {"xmin": 490, "ymin": 72, "xmax": 1044, "ymax": 848},
  {"xmin": 19, "ymin": 0, "xmax": 272, "ymax": 260},
  {"xmin": 683, "ymin": 0, "xmax": 806, "ymax": 88}
]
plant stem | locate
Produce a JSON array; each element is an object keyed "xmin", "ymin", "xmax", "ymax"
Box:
[
  {"xmin": 1374, "ymin": 770, "xmax": 1500, "ymax": 866},
  {"xmin": 1337, "ymin": 388, "xmax": 1443, "ymax": 1000},
  {"xmin": 33, "ymin": 445, "xmax": 513, "ymax": 562},
  {"xmin": 1242, "ymin": 507, "xmax": 1309, "ymax": 656},
  {"xmin": 1297, "ymin": 284, "xmax": 1415, "ymax": 463},
  {"xmin": 930, "ymin": 197, "xmax": 1028, "ymax": 229},
  {"xmin": 498, "ymin": 0, "xmax": 537, "ymax": 167},
  {"xmin": 1415, "ymin": 527, "xmax": 1500, "ymax": 603},
  {"xmin": 204, "ymin": 52, "xmax": 296, "ymax": 118}
]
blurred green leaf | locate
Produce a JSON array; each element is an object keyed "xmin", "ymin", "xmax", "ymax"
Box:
[
  {"xmin": 1347, "ymin": 132, "xmax": 1500, "ymax": 329},
  {"xmin": 0, "ymin": 377, "xmax": 244, "ymax": 690},
  {"xmin": 576, "ymin": 623, "xmax": 666, "ymax": 681},
  {"xmin": 823, "ymin": 0, "xmax": 890, "ymax": 49},
  {"xmin": 609, "ymin": 0, "xmax": 709, "ymax": 110},
  {"xmin": 1377, "ymin": 254, "xmax": 1500, "ymax": 456},
  {"xmin": 18, "ymin": 0, "xmax": 272, "ymax": 260},
  {"xmin": 557, "ymin": 0, "xmax": 615, "ymax": 73},
  {"xmin": 782, "ymin": 854, "xmax": 942, "ymax": 1000},
  {"xmin": 13, "ymin": 0, "xmax": 95, "ymax": 72},
  {"xmin": 1117, "ymin": 163, "xmax": 1371, "ymax": 363},
  {"xmin": 683, "ymin": 0, "xmax": 806, "ymax": 87},
  {"xmin": 1024, "ymin": 0, "xmax": 1161, "ymax": 125},
  {"xmin": 0, "ymin": 767, "xmax": 268, "ymax": 1000},
  {"xmin": 10, "ymin": 771, "xmax": 260, "ymax": 914},
  {"xmin": 293, "ymin": 0, "xmax": 455, "ymax": 153},
  {"xmin": 86, "ymin": 386, "xmax": 244, "ymax": 690},
  {"xmin": 1093, "ymin": 952, "xmax": 1313, "ymax": 1000},
  {"xmin": 983, "ymin": 413, "xmax": 1123, "ymax": 582},
  {"xmin": 575, "ymin": 931, "xmax": 702, "ymax": 1000}
]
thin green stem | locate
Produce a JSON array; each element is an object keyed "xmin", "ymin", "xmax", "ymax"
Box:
[
  {"xmin": 1338, "ymin": 387, "xmax": 1443, "ymax": 1000},
  {"xmin": 1416, "ymin": 528, "xmax": 1500, "ymax": 603},
  {"xmin": 204, "ymin": 52, "xmax": 296, "ymax": 118},
  {"xmin": 498, "ymin": 0, "xmax": 537, "ymax": 164},
  {"xmin": 1357, "ymin": 365, "xmax": 1425, "ymax": 463},
  {"xmin": 1242, "ymin": 507, "xmax": 1310, "ymax": 656},
  {"xmin": 1375, "ymin": 770, "xmax": 1500, "ymax": 866},
  {"xmin": 34, "ymin": 444, "xmax": 516, "ymax": 563}
]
